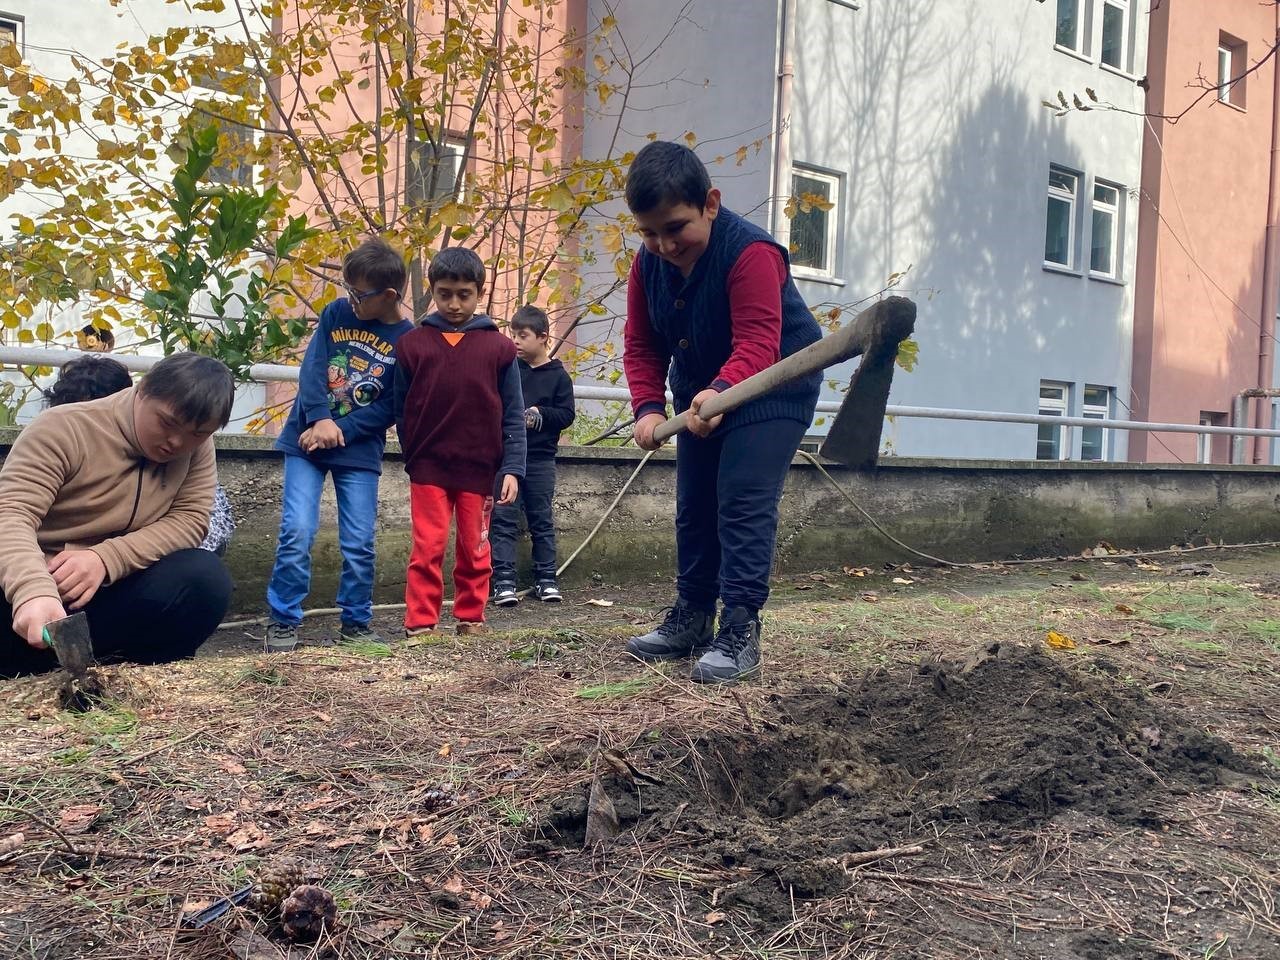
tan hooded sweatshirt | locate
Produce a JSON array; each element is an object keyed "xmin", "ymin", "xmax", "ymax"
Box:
[{"xmin": 0, "ymin": 387, "xmax": 216, "ymax": 611}]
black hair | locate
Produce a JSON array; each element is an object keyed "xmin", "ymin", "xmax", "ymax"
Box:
[
  {"xmin": 78, "ymin": 323, "xmax": 115, "ymax": 349},
  {"xmin": 44, "ymin": 356, "xmax": 132, "ymax": 407},
  {"xmin": 624, "ymin": 141, "xmax": 712, "ymax": 214},
  {"xmin": 427, "ymin": 247, "xmax": 486, "ymax": 288},
  {"xmin": 137, "ymin": 352, "xmax": 235, "ymax": 428},
  {"xmin": 342, "ymin": 237, "xmax": 408, "ymax": 293},
  {"xmin": 510, "ymin": 304, "xmax": 550, "ymax": 338}
]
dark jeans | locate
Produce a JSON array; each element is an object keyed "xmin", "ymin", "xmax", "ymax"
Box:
[
  {"xmin": 675, "ymin": 417, "xmax": 808, "ymax": 613},
  {"xmin": 1, "ymin": 549, "xmax": 232, "ymax": 678},
  {"xmin": 490, "ymin": 457, "xmax": 558, "ymax": 583}
]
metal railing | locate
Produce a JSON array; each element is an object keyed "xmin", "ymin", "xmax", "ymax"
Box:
[{"xmin": 4, "ymin": 345, "xmax": 1280, "ymax": 451}]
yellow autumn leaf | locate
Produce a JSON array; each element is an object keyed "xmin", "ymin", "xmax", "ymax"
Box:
[
  {"xmin": 1045, "ymin": 630, "xmax": 1076, "ymax": 650},
  {"xmin": 683, "ymin": 131, "xmax": 697, "ymax": 148}
]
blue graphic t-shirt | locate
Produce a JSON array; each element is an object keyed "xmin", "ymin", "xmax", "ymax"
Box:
[{"xmin": 275, "ymin": 298, "xmax": 414, "ymax": 474}]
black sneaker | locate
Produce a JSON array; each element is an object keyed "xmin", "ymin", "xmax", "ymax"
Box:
[
  {"xmin": 690, "ymin": 607, "xmax": 761, "ymax": 684},
  {"xmin": 340, "ymin": 622, "xmax": 384, "ymax": 644},
  {"xmin": 625, "ymin": 600, "xmax": 714, "ymax": 662},
  {"xmin": 491, "ymin": 581, "xmax": 519, "ymax": 607},
  {"xmin": 533, "ymin": 580, "xmax": 563, "ymax": 603},
  {"xmin": 264, "ymin": 621, "xmax": 299, "ymax": 653}
]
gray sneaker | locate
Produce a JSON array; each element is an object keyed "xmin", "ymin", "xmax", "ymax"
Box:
[
  {"xmin": 626, "ymin": 600, "xmax": 714, "ymax": 662},
  {"xmin": 264, "ymin": 622, "xmax": 299, "ymax": 653},
  {"xmin": 690, "ymin": 607, "xmax": 761, "ymax": 684},
  {"xmin": 340, "ymin": 622, "xmax": 384, "ymax": 644}
]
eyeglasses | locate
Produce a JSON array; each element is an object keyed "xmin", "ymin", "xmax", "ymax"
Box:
[{"xmin": 342, "ymin": 282, "xmax": 383, "ymax": 304}]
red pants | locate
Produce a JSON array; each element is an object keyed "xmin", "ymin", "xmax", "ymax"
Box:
[{"xmin": 406, "ymin": 484, "xmax": 494, "ymax": 628}]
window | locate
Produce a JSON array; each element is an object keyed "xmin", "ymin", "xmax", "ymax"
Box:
[
  {"xmin": 1081, "ymin": 385, "xmax": 1111, "ymax": 461},
  {"xmin": 790, "ymin": 166, "xmax": 841, "ymax": 278},
  {"xmin": 1197, "ymin": 411, "xmax": 1227, "ymax": 464},
  {"xmin": 1100, "ymin": 0, "xmax": 1128, "ymax": 70},
  {"xmin": 193, "ymin": 71, "xmax": 259, "ymax": 188},
  {"xmin": 1055, "ymin": 0, "xmax": 1084, "ymax": 53},
  {"xmin": 1218, "ymin": 33, "xmax": 1246, "ymax": 108},
  {"xmin": 0, "ymin": 13, "xmax": 23, "ymax": 53},
  {"xmin": 408, "ymin": 138, "xmax": 465, "ymax": 206},
  {"xmin": 1037, "ymin": 382, "xmax": 1070, "ymax": 460},
  {"xmin": 1045, "ymin": 167, "xmax": 1078, "ymax": 269},
  {"xmin": 1090, "ymin": 181, "xmax": 1120, "ymax": 277}
]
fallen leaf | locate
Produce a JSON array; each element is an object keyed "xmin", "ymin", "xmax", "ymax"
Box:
[
  {"xmin": 1069, "ymin": 572, "xmax": 1087, "ymax": 581},
  {"xmin": 584, "ymin": 598, "xmax": 614, "ymax": 607},
  {"xmin": 1045, "ymin": 630, "xmax": 1077, "ymax": 650},
  {"xmin": 203, "ymin": 813, "xmax": 237, "ymax": 836},
  {"xmin": 468, "ymin": 891, "xmax": 493, "ymax": 910},
  {"xmin": 891, "ymin": 577, "xmax": 914, "ymax": 586},
  {"xmin": 794, "ymin": 584, "xmax": 813, "ymax": 591},
  {"xmin": 1114, "ymin": 603, "xmax": 1136, "ymax": 615},
  {"xmin": 325, "ymin": 835, "xmax": 362, "ymax": 850},
  {"xmin": 1090, "ymin": 636, "xmax": 1131, "ymax": 646},
  {"xmin": 861, "ymin": 592, "xmax": 879, "ymax": 603},
  {"xmin": 438, "ymin": 743, "xmax": 451, "ymax": 758},
  {"xmin": 705, "ymin": 910, "xmax": 727, "ymax": 925},
  {"xmin": 1147, "ymin": 680, "xmax": 1173, "ymax": 694},
  {"xmin": 0, "ymin": 831, "xmax": 24, "ymax": 855},
  {"xmin": 220, "ymin": 758, "xmax": 248, "ymax": 776},
  {"xmin": 57, "ymin": 804, "xmax": 102, "ymax": 835},
  {"xmin": 491, "ymin": 920, "xmax": 511, "ymax": 943},
  {"xmin": 226, "ymin": 823, "xmax": 270, "ymax": 852},
  {"xmin": 842, "ymin": 566, "xmax": 870, "ymax": 578},
  {"xmin": 313, "ymin": 711, "xmax": 332, "ymax": 723},
  {"xmin": 442, "ymin": 874, "xmax": 465, "ymax": 895}
]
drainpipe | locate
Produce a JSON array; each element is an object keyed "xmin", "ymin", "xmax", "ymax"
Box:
[
  {"xmin": 1254, "ymin": 4, "xmax": 1280, "ymax": 462},
  {"xmin": 1232, "ymin": 392, "xmax": 1248, "ymax": 464},
  {"xmin": 769, "ymin": 0, "xmax": 797, "ymax": 249}
]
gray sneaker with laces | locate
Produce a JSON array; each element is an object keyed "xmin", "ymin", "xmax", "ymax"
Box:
[
  {"xmin": 264, "ymin": 621, "xmax": 299, "ymax": 653},
  {"xmin": 340, "ymin": 622, "xmax": 384, "ymax": 644},
  {"xmin": 690, "ymin": 607, "xmax": 761, "ymax": 684}
]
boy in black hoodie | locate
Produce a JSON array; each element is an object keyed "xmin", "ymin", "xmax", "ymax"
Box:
[{"xmin": 490, "ymin": 306, "xmax": 576, "ymax": 605}]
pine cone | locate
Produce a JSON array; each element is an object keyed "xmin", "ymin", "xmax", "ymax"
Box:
[
  {"xmin": 246, "ymin": 857, "xmax": 308, "ymax": 915},
  {"xmin": 422, "ymin": 788, "xmax": 456, "ymax": 812},
  {"xmin": 281, "ymin": 884, "xmax": 337, "ymax": 941}
]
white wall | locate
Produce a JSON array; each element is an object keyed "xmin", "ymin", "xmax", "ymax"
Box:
[{"xmin": 789, "ymin": 0, "xmax": 1147, "ymax": 460}]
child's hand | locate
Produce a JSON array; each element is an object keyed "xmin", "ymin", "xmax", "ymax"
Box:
[
  {"xmin": 633, "ymin": 412, "xmax": 667, "ymax": 451},
  {"xmin": 498, "ymin": 474, "xmax": 519, "ymax": 505},
  {"xmin": 524, "ymin": 406, "xmax": 543, "ymax": 431},
  {"xmin": 687, "ymin": 389, "xmax": 723, "ymax": 438},
  {"xmin": 308, "ymin": 419, "xmax": 345, "ymax": 451},
  {"xmin": 298, "ymin": 426, "xmax": 315, "ymax": 453}
]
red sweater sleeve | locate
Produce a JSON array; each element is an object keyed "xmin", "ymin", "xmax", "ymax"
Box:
[
  {"xmin": 713, "ymin": 241, "xmax": 786, "ymax": 390},
  {"xmin": 622, "ymin": 253, "xmax": 670, "ymax": 419}
]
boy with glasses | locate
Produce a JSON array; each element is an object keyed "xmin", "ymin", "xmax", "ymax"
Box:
[{"xmin": 264, "ymin": 238, "xmax": 414, "ymax": 652}]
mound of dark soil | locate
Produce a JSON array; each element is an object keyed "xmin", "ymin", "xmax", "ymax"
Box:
[{"xmin": 530, "ymin": 644, "xmax": 1261, "ymax": 919}]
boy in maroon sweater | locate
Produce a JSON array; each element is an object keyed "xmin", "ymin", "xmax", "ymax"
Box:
[{"xmin": 393, "ymin": 248, "xmax": 526, "ymax": 635}]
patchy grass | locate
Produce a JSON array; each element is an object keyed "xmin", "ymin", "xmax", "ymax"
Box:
[{"xmin": 0, "ymin": 551, "xmax": 1277, "ymax": 958}]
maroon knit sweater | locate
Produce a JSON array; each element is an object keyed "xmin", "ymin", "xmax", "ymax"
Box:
[{"xmin": 393, "ymin": 317, "xmax": 522, "ymax": 494}]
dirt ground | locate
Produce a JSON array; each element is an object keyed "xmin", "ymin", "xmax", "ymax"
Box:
[{"xmin": 0, "ymin": 548, "xmax": 1277, "ymax": 959}]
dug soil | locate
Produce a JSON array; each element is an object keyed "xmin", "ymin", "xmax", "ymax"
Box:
[{"xmin": 531, "ymin": 643, "xmax": 1268, "ymax": 947}]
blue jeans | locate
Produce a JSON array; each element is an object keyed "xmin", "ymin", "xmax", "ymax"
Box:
[
  {"xmin": 675, "ymin": 417, "xmax": 808, "ymax": 613},
  {"xmin": 267, "ymin": 455, "xmax": 381, "ymax": 627}
]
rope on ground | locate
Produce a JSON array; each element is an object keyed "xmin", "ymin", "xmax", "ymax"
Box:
[
  {"xmin": 798, "ymin": 449, "xmax": 1280, "ymax": 569},
  {"xmin": 218, "ymin": 448, "xmax": 659, "ymax": 630}
]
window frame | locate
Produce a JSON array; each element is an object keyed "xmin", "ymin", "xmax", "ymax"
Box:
[
  {"xmin": 1054, "ymin": 0, "xmax": 1086, "ymax": 56},
  {"xmin": 1080, "ymin": 385, "xmax": 1111, "ymax": 461},
  {"xmin": 1037, "ymin": 382, "xmax": 1071, "ymax": 461},
  {"xmin": 1089, "ymin": 180, "xmax": 1121, "ymax": 279},
  {"xmin": 1045, "ymin": 166, "xmax": 1079, "ymax": 271},
  {"xmin": 1217, "ymin": 33, "xmax": 1247, "ymax": 109},
  {"xmin": 1100, "ymin": 0, "xmax": 1130, "ymax": 71},
  {"xmin": 789, "ymin": 164, "xmax": 842, "ymax": 281},
  {"xmin": 408, "ymin": 137, "xmax": 467, "ymax": 206},
  {"xmin": 0, "ymin": 12, "xmax": 24, "ymax": 54}
]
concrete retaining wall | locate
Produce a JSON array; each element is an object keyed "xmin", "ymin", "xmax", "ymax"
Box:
[{"xmin": 3, "ymin": 429, "xmax": 1280, "ymax": 614}]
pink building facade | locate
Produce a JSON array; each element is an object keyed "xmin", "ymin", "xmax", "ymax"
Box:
[{"xmin": 1132, "ymin": 0, "xmax": 1280, "ymax": 463}]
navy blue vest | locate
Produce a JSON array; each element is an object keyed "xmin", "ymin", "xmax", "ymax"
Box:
[{"xmin": 637, "ymin": 207, "xmax": 821, "ymax": 430}]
